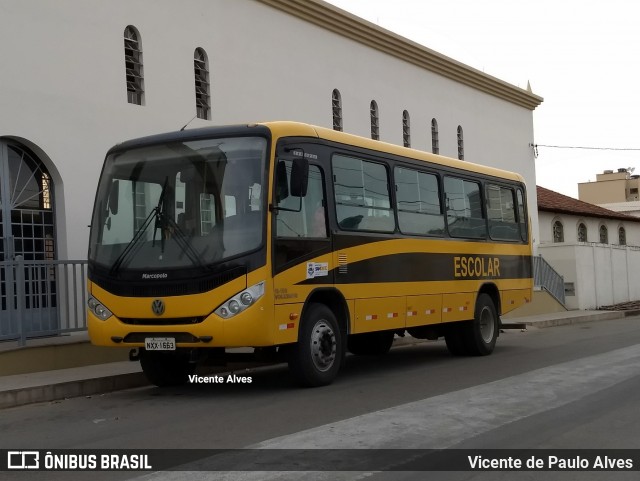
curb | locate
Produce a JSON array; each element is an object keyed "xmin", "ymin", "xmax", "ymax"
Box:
[
  {"xmin": 522, "ymin": 311, "xmax": 628, "ymax": 329},
  {"xmin": 0, "ymin": 372, "xmax": 147, "ymax": 410}
]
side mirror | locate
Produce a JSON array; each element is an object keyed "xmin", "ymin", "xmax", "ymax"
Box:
[
  {"xmin": 108, "ymin": 180, "xmax": 119, "ymax": 215},
  {"xmin": 290, "ymin": 157, "xmax": 308, "ymax": 197}
]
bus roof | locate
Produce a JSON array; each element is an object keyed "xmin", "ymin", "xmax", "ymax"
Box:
[{"xmin": 261, "ymin": 121, "xmax": 526, "ymax": 184}]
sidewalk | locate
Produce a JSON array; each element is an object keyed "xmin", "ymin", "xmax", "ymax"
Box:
[{"xmin": 1, "ymin": 309, "xmax": 638, "ymax": 410}]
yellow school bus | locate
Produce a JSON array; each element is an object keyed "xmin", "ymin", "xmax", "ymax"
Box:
[{"xmin": 87, "ymin": 121, "xmax": 532, "ymax": 387}]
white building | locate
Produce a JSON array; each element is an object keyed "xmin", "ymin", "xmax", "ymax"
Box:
[
  {"xmin": 537, "ymin": 186, "xmax": 640, "ymax": 309},
  {"xmin": 0, "ymin": 0, "xmax": 542, "ymax": 267}
]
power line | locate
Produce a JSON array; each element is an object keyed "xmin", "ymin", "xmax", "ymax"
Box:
[{"xmin": 533, "ymin": 144, "xmax": 640, "ymax": 152}]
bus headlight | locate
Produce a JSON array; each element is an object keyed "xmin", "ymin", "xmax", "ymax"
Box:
[
  {"xmin": 88, "ymin": 296, "xmax": 113, "ymax": 321},
  {"xmin": 215, "ymin": 281, "xmax": 265, "ymax": 319}
]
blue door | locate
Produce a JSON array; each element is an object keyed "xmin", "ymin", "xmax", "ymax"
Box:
[{"xmin": 0, "ymin": 140, "xmax": 57, "ymax": 340}]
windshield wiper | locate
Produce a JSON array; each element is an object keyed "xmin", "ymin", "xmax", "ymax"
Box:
[
  {"xmin": 152, "ymin": 177, "xmax": 205, "ymax": 268},
  {"xmin": 109, "ymin": 203, "xmax": 161, "ymax": 276},
  {"xmin": 110, "ymin": 177, "xmax": 206, "ymax": 276}
]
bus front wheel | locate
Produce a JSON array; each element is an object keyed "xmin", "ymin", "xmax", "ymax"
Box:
[{"xmin": 288, "ymin": 303, "xmax": 343, "ymax": 387}]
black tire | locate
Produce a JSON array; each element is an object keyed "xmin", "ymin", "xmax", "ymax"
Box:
[
  {"xmin": 140, "ymin": 349, "xmax": 196, "ymax": 387},
  {"xmin": 348, "ymin": 331, "xmax": 394, "ymax": 356},
  {"xmin": 444, "ymin": 323, "xmax": 468, "ymax": 356},
  {"xmin": 288, "ymin": 303, "xmax": 343, "ymax": 387},
  {"xmin": 462, "ymin": 293, "xmax": 499, "ymax": 356}
]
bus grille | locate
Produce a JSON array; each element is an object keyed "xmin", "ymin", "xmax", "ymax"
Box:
[
  {"xmin": 120, "ymin": 317, "xmax": 204, "ymax": 326},
  {"xmin": 90, "ymin": 265, "xmax": 246, "ymax": 297}
]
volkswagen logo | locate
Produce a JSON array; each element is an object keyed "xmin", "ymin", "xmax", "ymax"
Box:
[{"xmin": 151, "ymin": 299, "xmax": 165, "ymax": 316}]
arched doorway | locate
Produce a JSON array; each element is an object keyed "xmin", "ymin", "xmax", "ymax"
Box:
[{"xmin": 0, "ymin": 140, "xmax": 57, "ymax": 339}]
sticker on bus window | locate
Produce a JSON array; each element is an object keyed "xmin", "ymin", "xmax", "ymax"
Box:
[{"xmin": 306, "ymin": 262, "xmax": 328, "ymax": 279}]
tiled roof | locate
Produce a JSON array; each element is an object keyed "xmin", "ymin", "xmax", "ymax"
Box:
[{"xmin": 537, "ymin": 186, "xmax": 640, "ymax": 222}]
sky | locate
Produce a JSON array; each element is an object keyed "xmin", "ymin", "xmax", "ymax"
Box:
[{"xmin": 325, "ymin": 0, "xmax": 640, "ymax": 199}]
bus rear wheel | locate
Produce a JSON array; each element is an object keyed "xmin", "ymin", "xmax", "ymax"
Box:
[
  {"xmin": 139, "ymin": 349, "xmax": 196, "ymax": 387},
  {"xmin": 348, "ymin": 331, "xmax": 394, "ymax": 356},
  {"xmin": 463, "ymin": 293, "xmax": 499, "ymax": 356},
  {"xmin": 288, "ymin": 303, "xmax": 343, "ymax": 387}
]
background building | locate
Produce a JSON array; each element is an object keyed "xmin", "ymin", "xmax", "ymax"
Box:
[
  {"xmin": 578, "ymin": 168, "xmax": 640, "ymax": 216},
  {"xmin": 537, "ymin": 186, "xmax": 640, "ymax": 310}
]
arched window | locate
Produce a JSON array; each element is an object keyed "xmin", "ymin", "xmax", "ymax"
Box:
[
  {"xmin": 457, "ymin": 125, "xmax": 464, "ymax": 160},
  {"xmin": 553, "ymin": 220, "xmax": 564, "ymax": 243},
  {"xmin": 402, "ymin": 110, "xmax": 411, "ymax": 147},
  {"xmin": 1, "ymin": 140, "xmax": 58, "ymax": 332},
  {"xmin": 431, "ymin": 118, "xmax": 439, "ymax": 154},
  {"xmin": 124, "ymin": 26, "xmax": 144, "ymax": 105},
  {"xmin": 619, "ymin": 226, "xmax": 626, "ymax": 245},
  {"xmin": 370, "ymin": 101, "xmax": 379, "ymax": 140},
  {"xmin": 194, "ymin": 48, "xmax": 211, "ymax": 120},
  {"xmin": 331, "ymin": 89, "xmax": 342, "ymax": 131},
  {"xmin": 599, "ymin": 225, "xmax": 608, "ymax": 244},
  {"xmin": 578, "ymin": 222, "xmax": 587, "ymax": 242}
]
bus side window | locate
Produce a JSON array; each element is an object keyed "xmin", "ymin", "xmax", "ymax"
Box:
[
  {"xmin": 486, "ymin": 184, "xmax": 519, "ymax": 241},
  {"xmin": 276, "ymin": 162, "xmax": 327, "ymax": 238},
  {"xmin": 395, "ymin": 166, "xmax": 444, "ymax": 236},
  {"xmin": 444, "ymin": 176, "xmax": 486, "ymax": 238},
  {"xmin": 333, "ymin": 154, "xmax": 394, "ymax": 232}
]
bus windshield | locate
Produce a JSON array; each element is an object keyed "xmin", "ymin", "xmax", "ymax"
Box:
[{"xmin": 88, "ymin": 136, "xmax": 267, "ymax": 273}]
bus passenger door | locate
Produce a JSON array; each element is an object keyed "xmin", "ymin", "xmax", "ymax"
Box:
[{"xmin": 273, "ymin": 162, "xmax": 333, "ymax": 340}]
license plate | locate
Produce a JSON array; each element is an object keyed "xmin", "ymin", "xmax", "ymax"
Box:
[{"xmin": 145, "ymin": 337, "xmax": 176, "ymax": 351}]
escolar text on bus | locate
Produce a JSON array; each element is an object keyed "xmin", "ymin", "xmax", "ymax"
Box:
[{"xmin": 453, "ymin": 256, "xmax": 501, "ymax": 278}]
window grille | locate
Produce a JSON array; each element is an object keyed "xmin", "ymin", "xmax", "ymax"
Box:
[
  {"xmin": 619, "ymin": 226, "xmax": 626, "ymax": 245},
  {"xmin": 457, "ymin": 125, "xmax": 464, "ymax": 160},
  {"xmin": 599, "ymin": 225, "xmax": 608, "ymax": 244},
  {"xmin": 41, "ymin": 173, "xmax": 51, "ymax": 210},
  {"xmin": 578, "ymin": 223, "xmax": 587, "ymax": 242},
  {"xmin": 553, "ymin": 220, "xmax": 564, "ymax": 243},
  {"xmin": 402, "ymin": 110, "xmax": 410, "ymax": 147},
  {"xmin": 194, "ymin": 48, "xmax": 211, "ymax": 120},
  {"xmin": 332, "ymin": 89, "xmax": 343, "ymax": 131},
  {"xmin": 431, "ymin": 119, "xmax": 439, "ymax": 154},
  {"xmin": 370, "ymin": 101, "xmax": 379, "ymax": 140},
  {"xmin": 124, "ymin": 26, "xmax": 144, "ymax": 105}
]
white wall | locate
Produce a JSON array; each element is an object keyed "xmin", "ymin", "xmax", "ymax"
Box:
[
  {"xmin": 0, "ymin": 0, "xmax": 540, "ymax": 259},
  {"xmin": 539, "ymin": 243, "xmax": 640, "ymax": 310},
  {"xmin": 538, "ymin": 211, "xmax": 640, "ymax": 309}
]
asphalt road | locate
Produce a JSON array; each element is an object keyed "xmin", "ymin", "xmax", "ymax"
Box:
[{"xmin": 2, "ymin": 316, "xmax": 640, "ymax": 480}]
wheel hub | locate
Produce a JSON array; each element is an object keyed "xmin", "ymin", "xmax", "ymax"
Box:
[
  {"xmin": 479, "ymin": 307, "xmax": 495, "ymax": 343},
  {"xmin": 310, "ymin": 320, "xmax": 337, "ymax": 372}
]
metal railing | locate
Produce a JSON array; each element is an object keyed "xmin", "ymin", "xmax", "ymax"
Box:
[
  {"xmin": 0, "ymin": 258, "xmax": 88, "ymax": 346},
  {"xmin": 533, "ymin": 255, "xmax": 565, "ymax": 305}
]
